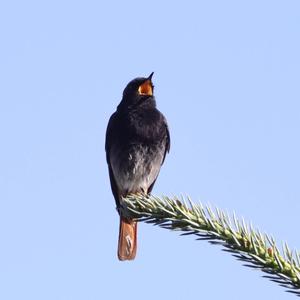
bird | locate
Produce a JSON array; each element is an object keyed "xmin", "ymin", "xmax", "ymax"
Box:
[{"xmin": 105, "ymin": 73, "xmax": 170, "ymax": 261}]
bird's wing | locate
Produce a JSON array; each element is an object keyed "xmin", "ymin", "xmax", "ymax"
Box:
[
  {"xmin": 105, "ymin": 112, "xmax": 116, "ymax": 163},
  {"xmin": 105, "ymin": 112, "xmax": 121, "ymax": 207},
  {"xmin": 161, "ymin": 116, "xmax": 170, "ymax": 165},
  {"xmin": 148, "ymin": 117, "xmax": 170, "ymax": 194}
]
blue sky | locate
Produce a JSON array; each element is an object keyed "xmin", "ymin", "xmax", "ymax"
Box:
[{"xmin": 1, "ymin": 1, "xmax": 300, "ymax": 299}]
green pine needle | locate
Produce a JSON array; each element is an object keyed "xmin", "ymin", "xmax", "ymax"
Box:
[{"xmin": 121, "ymin": 194, "xmax": 300, "ymax": 296}]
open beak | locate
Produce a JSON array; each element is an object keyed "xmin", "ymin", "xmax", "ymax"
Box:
[{"xmin": 138, "ymin": 72, "xmax": 154, "ymax": 96}]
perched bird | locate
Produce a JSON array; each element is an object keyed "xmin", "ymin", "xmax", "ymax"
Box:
[{"xmin": 105, "ymin": 73, "xmax": 170, "ymax": 261}]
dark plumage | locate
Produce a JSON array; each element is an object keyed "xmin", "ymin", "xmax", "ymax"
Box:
[{"xmin": 105, "ymin": 73, "xmax": 170, "ymax": 260}]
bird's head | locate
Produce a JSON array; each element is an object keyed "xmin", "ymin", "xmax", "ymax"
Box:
[{"xmin": 118, "ymin": 72, "xmax": 155, "ymax": 110}]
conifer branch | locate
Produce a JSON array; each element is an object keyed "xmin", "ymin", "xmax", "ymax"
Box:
[{"xmin": 121, "ymin": 194, "xmax": 300, "ymax": 296}]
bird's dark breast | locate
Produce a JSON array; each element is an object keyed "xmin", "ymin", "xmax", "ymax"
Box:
[{"xmin": 109, "ymin": 109, "xmax": 167, "ymax": 195}]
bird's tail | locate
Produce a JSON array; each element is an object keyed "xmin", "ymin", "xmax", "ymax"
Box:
[{"xmin": 118, "ymin": 217, "xmax": 137, "ymax": 261}]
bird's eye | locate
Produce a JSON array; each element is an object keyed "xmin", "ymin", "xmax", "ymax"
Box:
[{"xmin": 138, "ymin": 80, "xmax": 153, "ymax": 96}]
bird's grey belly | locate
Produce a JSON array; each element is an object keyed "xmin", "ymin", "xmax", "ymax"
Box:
[{"xmin": 110, "ymin": 144, "xmax": 164, "ymax": 195}]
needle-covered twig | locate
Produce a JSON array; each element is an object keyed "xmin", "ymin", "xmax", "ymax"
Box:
[{"xmin": 121, "ymin": 194, "xmax": 300, "ymax": 296}]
